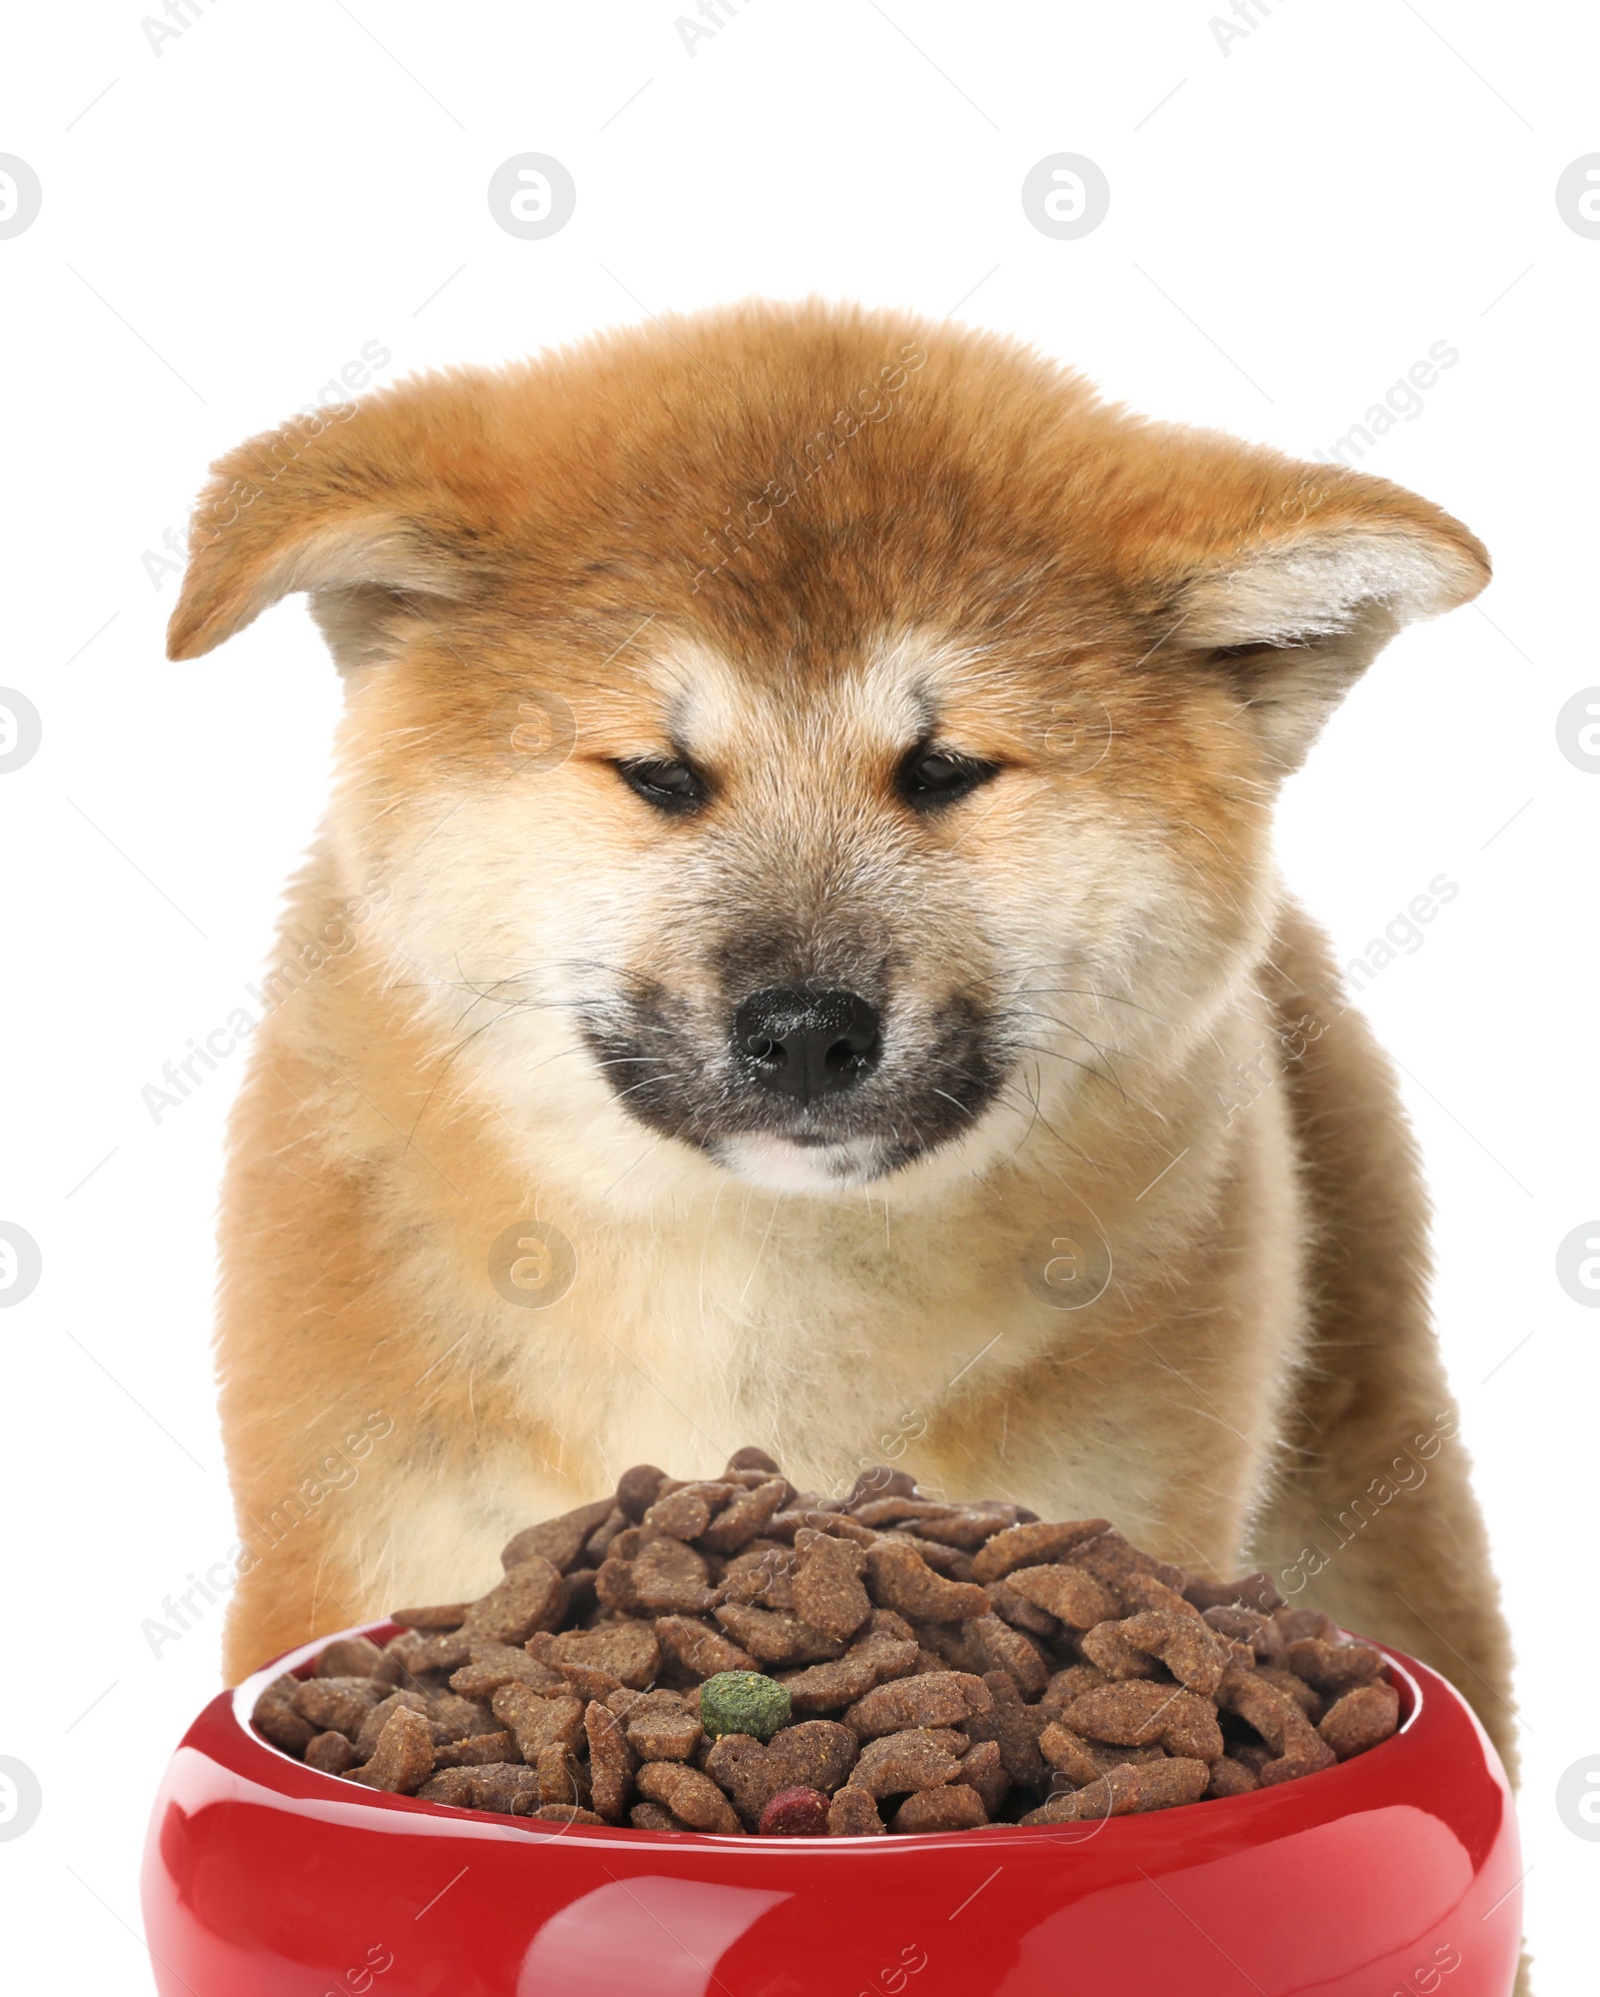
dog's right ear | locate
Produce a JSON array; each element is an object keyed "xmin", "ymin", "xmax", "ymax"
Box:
[{"xmin": 166, "ymin": 400, "xmax": 488, "ymax": 666}]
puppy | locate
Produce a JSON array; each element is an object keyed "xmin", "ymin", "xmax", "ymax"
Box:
[{"xmin": 169, "ymin": 302, "xmax": 1515, "ymax": 1773}]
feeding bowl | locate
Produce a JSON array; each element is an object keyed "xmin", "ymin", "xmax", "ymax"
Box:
[{"xmin": 141, "ymin": 1620, "xmax": 1522, "ymax": 1996}]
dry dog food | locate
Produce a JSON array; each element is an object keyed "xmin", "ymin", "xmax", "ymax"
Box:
[{"xmin": 252, "ymin": 1450, "xmax": 1401, "ymax": 1834}]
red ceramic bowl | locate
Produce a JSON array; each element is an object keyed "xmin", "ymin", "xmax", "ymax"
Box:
[{"xmin": 142, "ymin": 1621, "xmax": 1522, "ymax": 1997}]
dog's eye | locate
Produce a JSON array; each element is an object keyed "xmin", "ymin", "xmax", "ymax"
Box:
[
  {"xmin": 896, "ymin": 747, "xmax": 1000, "ymax": 811},
  {"xmin": 615, "ymin": 757, "xmax": 708, "ymax": 814}
]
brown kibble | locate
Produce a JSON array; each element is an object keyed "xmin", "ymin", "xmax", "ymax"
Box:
[
  {"xmin": 532, "ymin": 1620, "xmax": 660, "ymax": 1689},
  {"xmin": 548, "ymin": 1659, "xmax": 623, "ymax": 1703},
  {"xmin": 428, "ymin": 1692, "xmax": 495, "ymax": 1740},
  {"xmin": 713, "ymin": 1602, "xmax": 844, "ymax": 1666},
  {"xmin": 616, "ymin": 1464, "xmax": 668, "ymax": 1520},
  {"xmin": 642, "ymin": 1482, "xmax": 732, "ymax": 1542},
  {"xmin": 350, "ymin": 1705, "xmax": 435, "ymax": 1794},
  {"xmin": 460, "ymin": 1557, "xmax": 568, "ymax": 1647},
  {"xmin": 852, "ymin": 1728, "xmax": 966, "ymax": 1799},
  {"xmin": 583, "ymin": 1700, "xmax": 636, "ymax": 1822},
  {"xmin": 623, "ymin": 1692, "xmax": 703, "ymax": 1762},
  {"xmin": 1204, "ymin": 1755, "xmax": 1258, "ymax": 1798},
  {"xmin": 851, "ymin": 1497, "xmax": 958, "ymax": 1528},
  {"xmin": 1073, "ymin": 1623, "xmax": 1165, "ymax": 1681},
  {"xmin": 865, "ymin": 1539, "xmax": 990, "ymax": 1622},
  {"xmin": 843, "ymin": 1670, "xmax": 991, "ymax": 1740},
  {"xmin": 1038, "ymin": 1721, "xmax": 1103, "ymax": 1788},
  {"xmin": 501, "ymin": 1498, "xmax": 616, "ymax": 1575},
  {"xmin": 892, "ymin": 1784, "xmax": 988, "ymax": 1832},
  {"xmin": 719, "ymin": 1543, "xmax": 796, "ymax": 1609},
  {"xmin": 751, "ymin": 1720, "xmax": 860, "ymax": 1798},
  {"xmin": 1083, "ymin": 1610, "xmax": 1229, "ymax": 1696},
  {"xmin": 963, "ymin": 1613, "xmax": 1049, "ymax": 1697},
  {"xmin": 912, "ymin": 1619, "xmax": 988, "ymax": 1676},
  {"xmin": 1061, "ymin": 1682, "xmax": 1223, "ymax": 1763},
  {"xmin": 388, "ymin": 1602, "xmax": 472, "ymax": 1630},
  {"xmin": 636, "ymin": 1760, "xmax": 745, "ymax": 1834},
  {"xmin": 532, "ymin": 1804, "xmax": 607, "ymax": 1824},
  {"xmin": 305, "ymin": 1730, "xmax": 359, "ymax": 1775},
  {"xmin": 1119, "ymin": 1570, "xmax": 1207, "ymax": 1623},
  {"xmin": 593, "ymin": 1555, "xmax": 638, "ymax": 1614},
  {"xmin": 1126, "ymin": 1757, "xmax": 1212, "ymax": 1810},
  {"xmin": 889, "ymin": 1533, "xmax": 978, "ymax": 1581},
  {"xmin": 316, "ymin": 1636, "xmax": 402, "ymax": 1685},
  {"xmin": 1070, "ymin": 1529, "xmax": 1188, "ymax": 1600},
  {"xmin": 958, "ymin": 1738, "xmax": 1009, "ymax": 1816},
  {"xmin": 449, "ymin": 1644, "xmax": 568, "ymax": 1700},
  {"xmin": 845, "ymin": 1465, "xmax": 919, "ymax": 1507},
  {"xmin": 563, "ymin": 1566, "xmax": 600, "ymax": 1616},
  {"xmin": 848, "ymin": 1627, "xmax": 920, "ymax": 1680},
  {"xmin": 961, "ymin": 1669, "xmax": 1047, "ymax": 1788},
  {"xmin": 1003, "ymin": 1562, "xmax": 1120, "ymax": 1630},
  {"xmin": 629, "ymin": 1800, "xmax": 684, "ymax": 1830},
  {"xmin": 910, "ymin": 1505, "xmax": 1030, "ymax": 1551},
  {"xmin": 587, "ymin": 1508, "xmax": 634, "ymax": 1563},
  {"xmin": 416, "ymin": 1767, "xmax": 479, "ymax": 1807},
  {"xmin": 1023, "ymin": 1756, "xmax": 1209, "ymax": 1823},
  {"xmin": 985, "ymin": 1577, "xmax": 1058, "ymax": 1638},
  {"xmin": 1040, "ymin": 1664, "xmax": 1110, "ymax": 1712},
  {"xmin": 1203, "ymin": 1605, "xmax": 1287, "ymax": 1665},
  {"xmin": 385, "ymin": 1627, "xmax": 473, "ymax": 1675},
  {"xmin": 629, "ymin": 1536, "xmax": 716, "ymax": 1614},
  {"xmin": 827, "ymin": 1784, "xmax": 886, "ymax": 1835},
  {"xmin": 536, "ymin": 1742, "xmax": 592, "ymax": 1810},
  {"xmin": 724, "ymin": 1446, "xmax": 784, "ymax": 1476},
  {"xmin": 252, "ymin": 1675, "xmax": 319, "ymax": 1753},
  {"xmin": 1184, "ymin": 1571, "xmax": 1285, "ymax": 1614},
  {"xmin": 777, "ymin": 1653, "xmax": 879, "ymax": 1713},
  {"xmin": 971, "ymin": 1519, "xmax": 1110, "ymax": 1584},
  {"xmin": 1274, "ymin": 1607, "xmax": 1338, "ymax": 1643},
  {"xmin": 1216, "ymin": 1664, "xmax": 1336, "ymax": 1783},
  {"xmin": 470, "ymin": 1764, "xmax": 542, "ymax": 1815},
  {"xmin": 1285, "ymin": 1637, "xmax": 1386, "ymax": 1696},
  {"xmin": 699, "ymin": 1479, "xmax": 789, "ymax": 1554},
  {"xmin": 434, "ymin": 1731, "xmax": 519, "ymax": 1768},
  {"xmin": 654, "ymin": 1615, "xmax": 756, "ymax": 1679},
  {"xmin": 703, "ymin": 1722, "xmax": 859, "ymax": 1825},
  {"xmin": 354, "ymin": 1690, "xmax": 435, "ymax": 1762},
  {"xmin": 780, "ymin": 1509, "xmax": 879, "ymax": 1548},
  {"xmin": 1256, "ymin": 1666, "xmax": 1324, "ymax": 1721},
  {"xmin": 791, "ymin": 1528, "xmax": 873, "ymax": 1641},
  {"xmin": 1318, "ymin": 1682, "xmax": 1401, "ymax": 1760},
  {"xmin": 491, "ymin": 1686, "xmax": 585, "ymax": 1762}
]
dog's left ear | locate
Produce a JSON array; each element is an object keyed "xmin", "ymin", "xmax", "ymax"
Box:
[{"xmin": 1150, "ymin": 456, "xmax": 1489, "ymax": 775}]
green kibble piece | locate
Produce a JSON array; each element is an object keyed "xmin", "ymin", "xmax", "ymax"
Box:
[{"xmin": 699, "ymin": 1671, "xmax": 791, "ymax": 1743}]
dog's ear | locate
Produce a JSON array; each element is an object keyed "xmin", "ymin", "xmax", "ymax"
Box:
[
  {"xmin": 1147, "ymin": 453, "xmax": 1489, "ymax": 776},
  {"xmin": 166, "ymin": 398, "xmax": 492, "ymax": 666}
]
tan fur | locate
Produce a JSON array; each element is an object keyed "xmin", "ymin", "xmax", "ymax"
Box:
[{"xmin": 168, "ymin": 303, "xmax": 1515, "ymax": 1782}]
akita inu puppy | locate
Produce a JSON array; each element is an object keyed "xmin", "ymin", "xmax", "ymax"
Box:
[{"xmin": 169, "ymin": 303, "xmax": 1515, "ymax": 1775}]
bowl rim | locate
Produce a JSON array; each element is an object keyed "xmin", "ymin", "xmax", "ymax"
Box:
[{"xmin": 221, "ymin": 1615, "xmax": 1428, "ymax": 1851}]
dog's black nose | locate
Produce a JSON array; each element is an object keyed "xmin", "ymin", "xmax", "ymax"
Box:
[{"xmin": 733, "ymin": 987, "xmax": 882, "ymax": 1101}]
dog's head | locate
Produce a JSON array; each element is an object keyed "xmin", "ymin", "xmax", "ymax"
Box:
[{"xmin": 170, "ymin": 304, "xmax": 1487, "ymax": 1196}]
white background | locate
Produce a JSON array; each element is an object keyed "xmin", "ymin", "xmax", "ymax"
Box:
[{"xmin": 1, "ymin": 1, "xmax": 1594, "ymax": 1989}]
